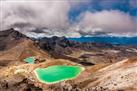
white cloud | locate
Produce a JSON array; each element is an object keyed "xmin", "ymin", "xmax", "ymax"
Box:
[
  {"xmin": 77, "ymin": 10, "xmax": 137, "ymax": 34},
  {"xmin": 0, "ymin": 0, "xmax": 137, "ymax": 37},
  {"xmin": 0, "ymin": 0, "xmax": 72, "ymax": 30}
]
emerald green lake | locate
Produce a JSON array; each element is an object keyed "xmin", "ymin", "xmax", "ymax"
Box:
[
  {"xmin": 34, "ymin": 65, "xmax": 85, "ymax": 84},
  {"xmin": 24, "ymin": 57, "xmax": 35, "ymax": 64}
]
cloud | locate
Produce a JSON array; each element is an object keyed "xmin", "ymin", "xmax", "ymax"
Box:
[
  {"xmin": 77, "ymin": 10, "xmax": 137, "ymax": 34},
  {"xmin": 0, "ymin": 0, "xmax": 72, "ymax": 31},
  {"xmin": 0, "ymin": 0, "xmax": 137, "ymax": 37}
]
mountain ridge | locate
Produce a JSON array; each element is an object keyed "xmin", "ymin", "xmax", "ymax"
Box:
[{"xmin": 0, "ymin": 28, "xmax": 137, "ymax": 91}]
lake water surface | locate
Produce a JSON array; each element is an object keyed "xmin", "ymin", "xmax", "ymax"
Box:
[{"xmin": 34, "ymin": 65, "xmax": 84, "ymax": 84}]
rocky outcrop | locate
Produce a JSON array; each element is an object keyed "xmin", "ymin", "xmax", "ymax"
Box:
[
  {"xmin": 0, "ymin": 28, "xmax": 137, "ymax": 66},
  {"xmin": 0, "ymin": 28, "xmax": 49, "ymax": 68},
  {"xmin": 38, "ymin": 36, "xmax": 114, "ymax": 52},
  {"xmin": 38, "ymin": 36, "xmax": 137, "ymax": 65},
  {"xmin": 0, "ymin": 57, "xmax": 137, "ymax": 91},
  {"xmin": 0, "ymin": 28, "xmax": 28, "ymax": 51},
  {"xmin": 0, "ymin": 28, "xmax": 137, "ymax": 91}
]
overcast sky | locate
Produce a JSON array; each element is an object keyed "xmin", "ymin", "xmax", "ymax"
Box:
[{"xmin": 0, "ymin": 0, "xmax": 137, "ymax": 37}]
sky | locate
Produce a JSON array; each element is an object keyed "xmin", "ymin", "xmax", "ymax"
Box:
[{"xmin": 0, "ymin": 0, "xmax": 137, "ymax": 37}]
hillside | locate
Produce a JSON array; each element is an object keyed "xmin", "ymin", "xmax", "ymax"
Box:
[
  {"xmin": 0, "ymin": 28, "xmax": 49, "ymax": 68},
  {"xmin": 0, "ymin": 28, "xmax": 137, "ymax": 91}
]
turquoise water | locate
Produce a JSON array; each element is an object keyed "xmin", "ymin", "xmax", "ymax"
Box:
[
  {"xmin": 34, "ymin": 65, "xmax": 84, "ymax": 84},
  {"xmin": 24, "ymin": 57, "xmax": 35, "ymax": 64}
]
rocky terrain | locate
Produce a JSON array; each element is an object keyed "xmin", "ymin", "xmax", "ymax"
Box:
[
  {"xmin": 0, "ymin": 28, "xmax": 137, "ymax": 91},
  {"xmin": 38, "ymin": 36, "xmax": 137, "ymax": 65}
]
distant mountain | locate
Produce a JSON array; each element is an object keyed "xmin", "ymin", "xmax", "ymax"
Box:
[
  {"xmin": 37, "ymin": 36, "xmax": 116, "ymax": 55},
  {"xmin": 0, "ymin": 28, "xmax": 137, "ymax": 91},
  {"xmin": 69, "ymin": 36, "xmax": 137, "ymax": 45},
  {"xmin": 37, "ymin": 36, "xmax": 137, "ymax": 65},
  {"xmin": 1, "ymin": 28, "xmax": 137, "ymax": 65}
]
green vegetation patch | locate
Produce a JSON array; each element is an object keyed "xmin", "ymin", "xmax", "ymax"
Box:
[
  {"xmin": 34, "ymin": 65, "xmax": 85, "ymax": 84},
  {"xmin": 24, "ymin": 57, "xmax": 35, "ymax": 64}
]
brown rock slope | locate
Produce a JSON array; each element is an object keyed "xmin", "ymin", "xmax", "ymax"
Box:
[
  {"xmin": 79, "ymin": 57, "xmax": 137, "ymax": 91},
  {"xmin": 40, "ymin": 57, "xmax": 137, "ymax": 91},
  {"xmin": 0, "ymin": 28, "xmax": 49, "ymax": 67},
  {"xmin": 0, "ymin": 57, "xmax": 137, "ymax": 91},
  {"xmin": 38, "ymin": 36, "xmax": 137, "ymax": 65},
  {"xmin": 0, "ymin": 28, "xmax": 137, "ymax": 91}
]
